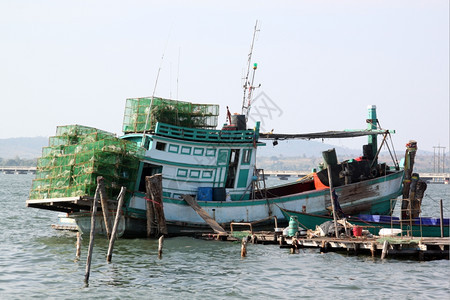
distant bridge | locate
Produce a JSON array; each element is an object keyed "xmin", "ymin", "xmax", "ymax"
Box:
[{"xmin": 0, "ymin": 166, "xmax": 36, "ymax": 174}]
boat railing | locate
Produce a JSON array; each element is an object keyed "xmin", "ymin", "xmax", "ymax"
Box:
[{"xmin": 155, "ymin": 122, "xmax": 259, "ymax": 143}]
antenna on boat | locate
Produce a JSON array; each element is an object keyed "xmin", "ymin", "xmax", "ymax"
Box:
[
  {"xmin": 177, "ymin": 47, "xmax": 181, "ymax": 99},
  {"xmin": 142, "ymin": 30, "xmax": 171, "ymax": 146},
  {"xmin": 241, "ymin": 20, "xmax": 261, "ymax": 121}
]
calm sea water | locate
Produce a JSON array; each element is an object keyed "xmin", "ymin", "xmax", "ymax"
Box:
[{"xmin": 0, "ymin": 174, "xmax": 449, "ymax": 299}]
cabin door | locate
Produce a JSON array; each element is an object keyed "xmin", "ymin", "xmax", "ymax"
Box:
[
  {"xmin": 225, "ymin": 149, "xmax": 240, "ymax": 188},
  {"xmin": 138, "ymin": 163, "xmax": 163, "ymax": 192}
]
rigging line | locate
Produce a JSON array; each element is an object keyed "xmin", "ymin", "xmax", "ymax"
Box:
[
  {"xmin": 370, "ymin": 131, "xmax": 389, "ymax": 169},
  {"xmin": 384, "ymin": 132, "xmax": 400, "ymax": 169},
  {"xmin": 376, "ymin": 119, "xmax": 399, "ymax": 168},
  {"xmin": 424, "ymin": 194, "xmax": 450, "ymax": 211}
]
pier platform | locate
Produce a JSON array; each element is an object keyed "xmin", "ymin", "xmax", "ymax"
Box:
[{"xmin": 199, "ymin": 231, "xmax": 450, "ymax": 261}]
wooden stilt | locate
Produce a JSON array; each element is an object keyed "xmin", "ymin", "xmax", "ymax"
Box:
[
  {"xmin": 401, "ymin": 141, "xmax": 417, "ymax": 220},
  {"xmin": 97, "ymin": 176, "xmax": 112, "ymax": 239},
  {"xmin": 106, "ymin": 187, "xmax": 126, "ymax": 262},
  {"xmin": 148, "ymin": 174, "xmax": 168, "ymax": 235},
  {"xmin": 370, "ymin": 242, "xmax": 377, "ymax": 257},
  {"xmin": 145, "ymin": 178, "xmax": 156, "ymax": 238},
  {"xmin": 158, "ymin": 235, "xmax": 164, "ymax": 259},
  {"xmin": 290, "ymin": 237, "xmax": 298, "ymax": 254},
  {"xmin": 75, "ymin": 232, "xmax": 81, "ymax": 261},
  {"xmin": 381, "ymin": 240, "xmax": 389, "ymax": 260},
  {"xmin": 241, "ymin": 237, "xmax": 247, "ymax": 257},
  {"xmin": 84, "ymin": 180, "xmax": 101, "ymax": 285}
]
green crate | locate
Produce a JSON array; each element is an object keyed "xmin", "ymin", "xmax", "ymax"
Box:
[
  {"xmin": 50, "ymin": 166, "xmax": 72, "ymax": 178},
  {"xmin": 37, "ymin": 157, "xmax": 57, "ymax": 168},
  {"xmin": 50, "ymin": 177, "xmax": 71, "ymax": 189},
  {"xmin": 72, "ymin": 174, "xmax": 96, "ymax": 186},
  {"xmin": 31, "ymin": 178, "xmax": 51, "ymax": 190},
  {"xmin": 29, "ymin": 189, "xmax": 49, "ymax": 200},
  {"xmin": 48, "ymin": 188, "xmax": 68, "ymax": 199}
]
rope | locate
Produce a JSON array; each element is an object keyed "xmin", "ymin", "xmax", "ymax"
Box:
[
  {"xmin": 144, "ymin": 197, "xmax": 162, "ymax": 207},
  {"xmin": 424, "ymin": 194, "xmax": 450, "ymax": 212}
]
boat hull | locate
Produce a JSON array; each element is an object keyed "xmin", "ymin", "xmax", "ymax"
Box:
[
  {"xmin": 73, "ymin": 170, "xmax": 404, "ymax": 236},
  {"xmin": 280, "ymin": 209, "xmax": 450, "ymax": 238}
]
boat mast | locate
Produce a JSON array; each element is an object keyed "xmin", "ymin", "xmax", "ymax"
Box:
[
  {"xmin": 241, "ymin": 21, "xmax": 261, "ymax": 121},
  {"xmin": 367, "ymin": 105, "xmax": 378, "ymax": 166}
]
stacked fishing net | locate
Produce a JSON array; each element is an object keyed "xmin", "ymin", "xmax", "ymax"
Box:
[
  {"xmin": 29, "ymin": 125, "xmax": 144, "ymax": 200},
  {"xmin": 122, "ymin": 97, "xmax": 219, "ymax": 133}
]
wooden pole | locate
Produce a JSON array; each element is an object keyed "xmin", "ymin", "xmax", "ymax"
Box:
[
  {"xmin": 75, "ymin": 232, "xmax": 81, "ymax": 261},
  {"xmin": 401, "ymin": 141, "xmax": 417, "ymax": 220},
  {"xmin": 98, "ymin": 176, "xmax": 112, "ymax": 239},
  {"xmin": 381, "ymin": 240, "xmax": 389, "ymax": 260},
  {"xmin": 145, "ymin": 177, "xmax": 156, "ymax": 238},
  {"xmin": 147, "ymin": 174, "xmax": 168, "ymax": 236},
  {"xmin": 327, "ymin": 166, "xmax": 339, "ymax": 238},
  {"xmin": 241, "ymin": 237, "xmax": 247, "ymax": 257},
  {"xmin": 158, "ymin": 235, "xmax": 164, "ymax": 259},
  {"xmin": 106, "ymin": 187, "xmax": 126, "ymax": 263},
  {"xmin": 370, "ymin": 242, "xmax": 377, "ymax": 257},
  {"xmin": 84, "ymin": 182, "xmax": 101, "ymax": 285},
  {"xmin": 440, "ymin": 199, "xmax": 444, "ymax": 238}
]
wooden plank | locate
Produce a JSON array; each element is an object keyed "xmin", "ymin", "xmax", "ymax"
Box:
[{"xmin": 182, "ymin": 195, "xmax": 227, "ymax": 235}]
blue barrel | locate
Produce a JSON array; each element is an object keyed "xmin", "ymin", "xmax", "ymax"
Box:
[{"xmin": 197, "ymin": 187, "xmax": 213, "ymax": 201}]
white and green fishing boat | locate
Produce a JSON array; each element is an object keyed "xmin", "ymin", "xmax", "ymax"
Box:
[{"xmin": 26, "ymin": 94, "xmax": 404, "ymax": 237}]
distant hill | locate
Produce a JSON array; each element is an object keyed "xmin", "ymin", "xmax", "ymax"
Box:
[
  {"xmin": 0, "ymin": 137, "xmax": 48, "ymax": 159},
  {"xmin": 257, "ymin": 139, "xmax": 361, "ymax": 158},
  {"xmin": 0, "ymin": 137, "xmax": 445, "ymax": 173}
]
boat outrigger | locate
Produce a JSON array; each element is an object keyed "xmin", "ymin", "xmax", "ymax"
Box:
[{"xmin": 26, "ymin": 95, "xmax": 405, "ymax": 237}]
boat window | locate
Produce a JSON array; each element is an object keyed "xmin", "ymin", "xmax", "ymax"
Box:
[
  {"xmin": 242, "ymin": 149, "xmax": 252, "ymax": 164},
  {"xmin": 156, "ymin": 142, "xmax": 166, "ymax": 151}
]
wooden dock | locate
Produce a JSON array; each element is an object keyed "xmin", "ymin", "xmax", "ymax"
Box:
[
  {"xmin": 284, "ymin": 236, "xmax": 450, "ymax": 260},
  {"xmin": 198, "ymin": 231, "xmax": 450, "ymax": 260}
]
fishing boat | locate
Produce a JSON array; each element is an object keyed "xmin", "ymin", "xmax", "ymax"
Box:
[
  {"xmin": 25, "ymin": 96, "xmax": 405, "ymax": 237},
  {"xmin": 25, "ymin": 24, "xmax": 406, "ymax": 236},
  {"xmin": 280, "ymin": 208, "xmax": 449, "ymax": 238}
]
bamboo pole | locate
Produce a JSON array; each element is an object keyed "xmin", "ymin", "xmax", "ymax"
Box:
[
  {"xmin": 327, "ymin": 166, "xmax": 339, "ymax": 238},
  {"xmin": 98, "ymin": 176, "xmax": 112, "ymax": 239},
  {"xmin": 158, "ymin": 235, "xmax": 164, "ymax": 259},
  {"xmin": 106, "ymin": 187, "xmax": 126, "ymax": 263},
  {"xmin": 84, "ymin": 181, "xmax": 101, "ymax": 285}
]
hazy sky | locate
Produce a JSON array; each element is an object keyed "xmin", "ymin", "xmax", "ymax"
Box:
[{"xmin": 1, "ymin": 0, "xmax": 448, "ymax": 154}]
